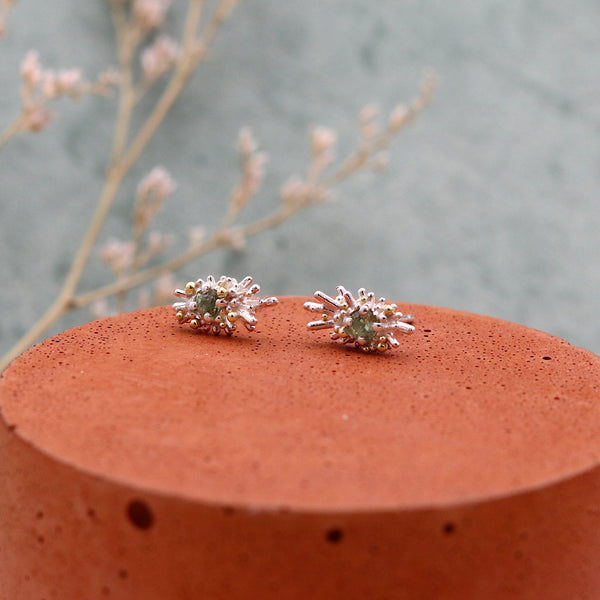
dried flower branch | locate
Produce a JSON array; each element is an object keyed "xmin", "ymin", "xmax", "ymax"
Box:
[
  {"xmin": 220, "ymin": 128, "xmax": 268, "ymax": 230},
  {"xmin": 101, "ymin": 167, "xmax": 176, "ymax": 311},
  {"xmin": 0, "ymin": 0, "xmax": 244, "ymax": 372},
  {"xmin": 0, "ymin": 0, "xmax": 435, "ymax": 374},
  {"xmin": 68, "ymin": 71, "xmax": 436, "ymax": 316},
  {"xmin": 0, "ymin": 51, "xmax": 117, "ymax": 150},
  {"xmin": 99, "ymin": 239, "xmax": 136, "ymax": 278},
  {"xmin": 133, "ymin": 167, "xmax": 176, "ymax": 244}
]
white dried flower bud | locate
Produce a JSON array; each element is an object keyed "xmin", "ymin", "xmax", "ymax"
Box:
[
  {"xmin": 238, "ymin": 127, "xmax": 257, "ymax": 156},
  {"xmin": 99, "ymin": 239, "xmax": 135, "ymax": 274},
  {"xmin": 245, "ymin": 152, "xmax": 267, "ymax": 196},
  {"xmin": 388, "ymin": 104, "xmax": 409, "ymax": 130},
  {"xmin": 134, "ymin": 167, "xmax": 176, "ymax": 234},
  {"xmin": 41, "ymin": 72, "xmax": 57, "ymax": 98},
  {"xmin": 280, "ymin": 176, "xmax": 307, "ymax": 205},
  {"xmin": 133, "ymin": 0, "xmax": 171, "ymax": 31},
  {"xmin": 90, "ymin": 300, "xmax": 113, "ymax": 320},
  {"xmin": 56, "ymin": 69, "xmax": 82, "ymax": 94},
  {"xmin": 137, "ymin": 166, "xmax": 176, "ymax": 203},
  {"xmin": 310, "ymin": 126, "xmax": 337, "ymax": 157},
  {"xmin": 22, "ymin": 106, "xmax": 54, "ymax": 132},
  {"xmin": 20, "ymin": 50, "xmax": 42, "ymax": 87},
  {"xmin": 141, "ymin": 35, "xmax": 179, "ymax": 81}
]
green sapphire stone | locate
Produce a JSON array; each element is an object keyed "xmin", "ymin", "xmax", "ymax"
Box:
[
  {"xmin": 195, "ymin": 288, "xmax": 220, "ymax": 319},
  {"xmin": 347, "ymin": 309, "xmax": 379, "ymax": 343}
]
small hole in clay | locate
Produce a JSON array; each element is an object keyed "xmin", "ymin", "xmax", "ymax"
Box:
[
  {"xmin": 542, "ymin": 356, "xmax": 552, "ymax": 360},
  {"xmin": 442, "ymin": 522, "xmax": 456, "ymax": 535},
  {"xmin": 126, "ymin": 499, "xmax": 154, "ymax": 530},
  {"xmin": 325, "ymin": 527, "xmax": 344, "ymax": 543},
  {"xmin": 118, "ymin": 569, "xmax": 129, "ymax": 580}
]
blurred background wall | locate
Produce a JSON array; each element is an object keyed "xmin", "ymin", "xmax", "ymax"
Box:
[{"xmin": 1, "ymin": 0, "xmax": 599, "ymax": 358}]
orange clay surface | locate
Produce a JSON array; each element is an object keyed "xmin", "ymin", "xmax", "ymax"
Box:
[
  {"xmin": 1, "ymin": 298, "xmax": 600, "ymax": 510},
  {"xmin": 2, "ymin": 298, "xmax": 600, "ymax": 600}
]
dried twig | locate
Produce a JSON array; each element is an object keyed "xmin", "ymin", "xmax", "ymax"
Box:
[
  {"xmin": 0, "ymin": 0, "xmax": 435, "ymax": 373},
  {"xmin": 0, "ymin": 50, "xmax": 117, "ymax": 151},
  {"xmin": 72, "ymin": 72, "xmax": 436, "ymax": 312},
  {"xmin": 0, "ymin": 0, "xmax": 16, "ymax": 42}
]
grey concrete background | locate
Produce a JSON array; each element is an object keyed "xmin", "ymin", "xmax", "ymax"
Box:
[{"xmin": 1, "ymin": 0, "xmax": 599, "ymax": 359}]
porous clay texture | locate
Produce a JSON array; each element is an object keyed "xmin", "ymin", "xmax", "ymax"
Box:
[{"xmin": 1, "ymin": 298, "xmax": 600, "ymax": 599}]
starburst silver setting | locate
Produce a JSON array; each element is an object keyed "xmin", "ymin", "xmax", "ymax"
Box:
[
  {"xmin": 173, "ymin": 275, "xmax": 278, "ymax": 335},
  {"xmin": 304, "ymin": 286, "xmax": 415, "ymax": 353}
]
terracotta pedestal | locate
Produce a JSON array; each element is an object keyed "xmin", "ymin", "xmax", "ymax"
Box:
[{"xmin": 1, "ymin": 298, "xmax": 600, "ymax": 599}]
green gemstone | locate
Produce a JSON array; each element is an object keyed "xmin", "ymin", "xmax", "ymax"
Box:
[
  {"xmin": 346, "ymin": 309, "xmax": 379, "ymax": 343},
  {"xmin": 195, "ymin": 289, "xmax": 220, "ymax": 319}
]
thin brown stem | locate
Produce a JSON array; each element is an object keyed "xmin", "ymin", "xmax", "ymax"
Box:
[
  {"xmin": 64, "ymin": 168, "xmax": 128, "ymax": 300},
  {"xmin": 199, "ymin": 0, "xmax": 238, "ymax": 51},
  {"xmin": 0, "ymin": 0, "xmax": 14, "ymax": 42},
  {"xmin": 132, "ymin": 79, "xmax": 152, "ymax": 105},
  {"xmin": 131, "ymin": 0, "xmax": 205, "ymax": 106},
  {"xmin": 183, "ymin": 0, "xmax": 206, "ymax": 51},
  {"xmin": 218, "ymin": 163, "xmax": 250, "ymax": 231},
  {"xmin": 219, "ymin": 204, "xmax": 241, "ymax": 232},
  {"xmin": 0, "ymin": 113, "xmax": 23, "ymax": 151},
  {"xmin": 0, "ymin": 296, "xmax": 66, "ymax": 372},
  {"xmin": 119, "ymin": 0, "xmax": 233, "ymax": 175},
  {"xmin": 116, "ymin": 283, "xmax": 128, "ymax": 314},
  {"xmin": 109, "ymin": 2, "xmax": 141, "ymax": 164},
  {"xmin": 0, "ymin": 139, "xmax": 126, "ymax": 372}
]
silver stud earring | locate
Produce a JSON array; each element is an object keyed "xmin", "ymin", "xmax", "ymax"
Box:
[
  {"xmin": 173, "ymin": 275, "xmax": 278, "ymax": 336},
  {"xmin": 304, "ymin": 285, "xmax": 415, "ymax": 352}
]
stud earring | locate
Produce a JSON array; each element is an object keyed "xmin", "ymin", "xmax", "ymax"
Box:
[
  {"xmin": 304, "ymin": 285, "xmax": 415, "ymax": 353},
  {"xmin": 173, "ymin": 275, "xmax": 278, "ymax": 336}
]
